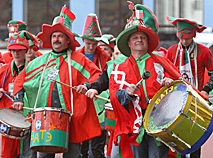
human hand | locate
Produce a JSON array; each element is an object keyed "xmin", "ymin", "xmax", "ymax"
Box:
[
  {"xmin": 0, "ymin": 63, "xmax": 5, "ymax": 67},
  {"xmin": 0, "ymin": 88, "xmax": 5, "ymax": 98},
  {"xmin": 201, "ymin": 90, "xmax": 209, "ymax": 98},
  {"xmin": 12, "ymin": 102, "xmax": 24, "ymax": 111},
  {"xmin": 75, "ymin": 85, "xmax": 88, "ymax": 94},
  {"xmin": 161, "ymin": 77, "xmax": 173, "ymax": 87},
  {"xmin": 85, "ymin": 89, "xmax": 98, "ymax": 99},
  {"xmin": 127, "ymin": 84, "xmax": 138, "ymax": 96}
]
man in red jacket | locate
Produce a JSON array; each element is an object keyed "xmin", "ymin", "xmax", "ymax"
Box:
[
  {"xmin": 166, "ymin": 16, "xmax": 213, "ymax": 158},
  {"xmin": 3, "ymin": 20, "xmax": 42, "ymax": 63},
  {"xmin": 108, "ymin": 2, "xmax": 182, "ymax": 157},
  {"xmin": 0, "ymin": 31, "xmax": 38, "ymax": 158},
  {"xmin": 12, "ymin": 6, "xmax": 102, "ymax": 158},
  {"xmin": 3, "ymin": 20, "xmax": 27, "ymax": 64},
  {"xmin": 75, "ymin": 13, "xmax": 111, "ymax": 158}
]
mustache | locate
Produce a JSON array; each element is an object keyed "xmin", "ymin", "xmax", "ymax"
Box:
[{"xmin": 53, "ymin": 41, "xmax": 61, "ymax": 44}]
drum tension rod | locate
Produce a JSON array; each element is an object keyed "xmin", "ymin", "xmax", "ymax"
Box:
[
  {"xmin": 162, "ymin": 127, "xmax": 192, "ymax": 149},
  {"xmin": 44, "ymin": 109, "xmax": 46, "ymax": 120},
  {"xmin": 7, "ymin": 127, "xmax": 10, "ymax": 134},
  {"xmin": 179, "ymin": 109, "xmax": 207, "ymax": 132},
  {"xmin": 186, "ymin": 89, "xmax": 193, "ymax": 96}
]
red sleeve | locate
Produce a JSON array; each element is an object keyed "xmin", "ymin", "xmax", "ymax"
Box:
[
  {"xmin": 13, "ymin": 68, "xmax": 26, "ymax": 96},
  {"xmin": 2, "ymin": 52, "xmax": 13, "ymax": 64},
  {"xmin": 0, "ymin": 52, "xmax": 5, "ymax": 64}
]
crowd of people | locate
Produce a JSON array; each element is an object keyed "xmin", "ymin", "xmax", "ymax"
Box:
[{"xmin": 0, "ymin": 1, "xmax": 212, "ymax": 158}]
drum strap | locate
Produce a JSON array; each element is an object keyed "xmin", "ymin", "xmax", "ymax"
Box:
[
  {"xmin": 34, "ymin": 54, "xmax": 52, "ymax": 109},
  {"xmin": 67, "ymin": 50, "xmax": 73, "ymax": 115},
  {"xmin": 194, "ymin": 44, "xmax": 198, "ymax": 89}
]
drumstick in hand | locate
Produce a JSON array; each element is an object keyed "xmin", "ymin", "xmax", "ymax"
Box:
[
  {"xmin": 3, "ymin": 92, "xmax": 34, "ymax": 111},
  {"xmin": 51, "ymin": 79, "xmax": 110, "ymax": 102}
]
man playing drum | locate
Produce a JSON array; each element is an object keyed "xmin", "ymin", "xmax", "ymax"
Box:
[
  {"xmin": 12, "ymin": 6, "xmax": 102, "ymax": 158},
  {"xmin": 108, "ymin": 2, "xmax": 183, "ymax": 158},
  {"xmin": 0, "ymin": 31, "xmax": 38, "ymax": 158}
]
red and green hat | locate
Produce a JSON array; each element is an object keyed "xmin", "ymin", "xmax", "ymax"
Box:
[
  {"xmin": 75, "ymin": 13, "xmax": 102, "ymax": 41},
  {"xmin": 166, "ymin": 16, "xmax": 207, "ymax": 39},
  {"xmin": 37, "ymin": 6, "xmax": 80, "ymax": 51},
  {"xmin": 116, "ymin": 1, "xmax": 159, "ymax": 57},
  {"xmin": 7, "ymin": 30, "xmax": 39, "ymax": 50},
  {"xmin": 7, "ymin": 20, "xmax": 27, "ymax": 34},
  {"xmin": 98, "ymin": 34, "xmax": 116, "ymax": 50},
  {"xmin": 28, "ymin": 34, "xmax": 40, "ymax": 51}
]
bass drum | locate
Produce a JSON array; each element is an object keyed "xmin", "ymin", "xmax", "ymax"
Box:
[{"xmin": 144, "ymin": 80, "xmax": 213, "ymax": 155}]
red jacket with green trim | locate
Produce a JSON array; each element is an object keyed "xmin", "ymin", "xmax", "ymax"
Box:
[{"xmin": 13, "ymin": 50, "xmax": 102, "ymax": 143}]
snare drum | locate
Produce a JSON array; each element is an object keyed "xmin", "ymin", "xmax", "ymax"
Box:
[
  {"xmin": 30, "ymin": 107, "xmax": 71, "ymax": 153},
  {"xmin": 104, "ymin": 103, "xmax": 116, "ymax": 131},
  {"xmin": 144, "ymin": 80, "xmax": 213, "ymax": 155},
  {"xmin": 0, "ymin": 108, "xmax": 31, "ymax": 139}
]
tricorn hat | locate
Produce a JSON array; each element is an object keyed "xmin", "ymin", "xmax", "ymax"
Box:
[
  {"xmin": 37, "ymin": 6, "xmax": 80, "ymax": 51},
  {"xmin": 116, "ymin": 1, "xmax": 159, "ymax": 57},
  {"xmin": 166, "ymin": 16, "xmax": 207, "ymax": 38}
]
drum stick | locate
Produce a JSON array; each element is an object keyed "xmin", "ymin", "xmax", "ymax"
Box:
[
  {"xmin": 136, "ymin": 71, "xmax": 151, "ymax": 88},
  {"xmin": 51, "ymin": 79, "xmax": 110, "ymax": 102},
  {"xmin": 3, "ymin": 93, "xmax": 34, "ymax": 111},
  {"xmin": 23, "ymin": 107, "xmax": 34, "ymax": 110}
]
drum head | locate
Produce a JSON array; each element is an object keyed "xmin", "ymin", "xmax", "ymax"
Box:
[
  {"xmin": 147, "ymin": 82, "xmax": 188, "ymax": 133},
  {"xmin": 0, "ymin": 109, "xmax": 31, "ymax": 128}
]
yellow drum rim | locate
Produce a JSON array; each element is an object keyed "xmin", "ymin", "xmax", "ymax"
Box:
[{"xmin": 144, "ymin": 80, "xmax": 192, "ymax": 136}]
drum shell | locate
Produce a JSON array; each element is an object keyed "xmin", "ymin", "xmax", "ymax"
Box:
[
  {"xmin": 30, "ymin": 107, "xmax": 70, "ymax": 153},
  {"xmin": 0, "ymin": 108, "xmax": 31, "ymax": 139},
  {"xmin": 104, "ymin": 103, "xmax": 116, "ymax": 131},
  {"xmin": 144, "ymin": 80, "xmax": 213, "ymax": 154}
]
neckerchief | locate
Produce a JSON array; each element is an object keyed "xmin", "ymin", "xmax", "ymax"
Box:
[{"xmin": 175, "ymin": 41, "xmax": 196, "ymax": 87}]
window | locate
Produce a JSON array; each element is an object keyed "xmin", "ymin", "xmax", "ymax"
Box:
[
  {"xmin": 0, "ymin": 0, "xmax": 12, "ymax": 42},
  {"xmin": 96, "ymin": 0, "xmax": 142, "ymax": 37},
  {"xmin": 27, "ymin": 0, "xmax": 69, "ymax": 35}
]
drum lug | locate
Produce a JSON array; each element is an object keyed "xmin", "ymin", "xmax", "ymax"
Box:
[
  {"xmin": 171, "ymin": 132, "xmax": 191, "ymax": 149},
  {"xmin": 186, "ymin": 89, "xmax": 193, "ymax": 96},
  {"xmin": 7, "ymin": 127, "xmax": 10, "ymax": 134},
  {"xmin": 162, "ymin": 128, "xmax": 170, "ymax": 134},
  {"xmin": 44, "ymin": 109, "xmax": 46, "ymax": 120},
  {"xmin": 69, "ymin": 114, "xmax": 72, "ymax": 122},
  {"xmin": 179, "ymin": 109, "xmax": 208, "ymax": 132},
  {"xmin": 59, "ymin": 109, "xmax": 62, "ymax": 119},
  {"xmin": 162, "ymin": 127, "xmax": 192, "ymax": 149},
  {"xmin": 32, "ymin": 113, "xmax": 35, "ymax": 119},
  {"xmin": 20, "ymin": 130, "xmax": 24, "ymax": 137}
]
